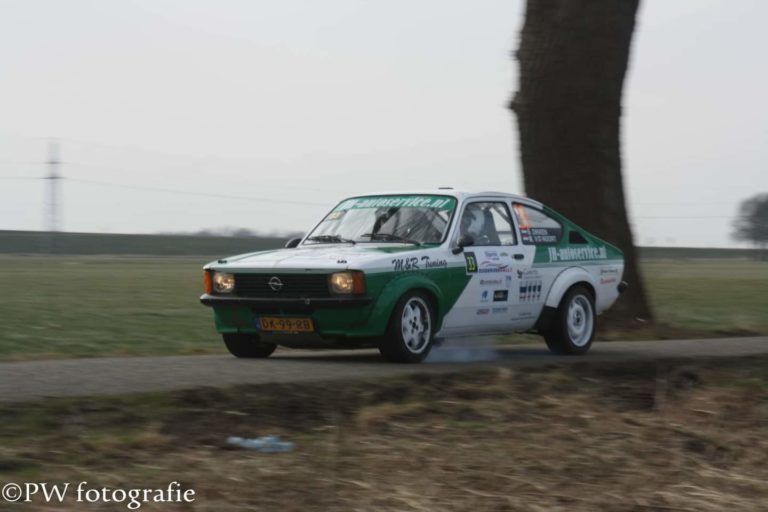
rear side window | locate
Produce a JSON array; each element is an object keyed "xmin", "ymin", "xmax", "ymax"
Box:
[
  {"xmin": 569, "ymin": 231, "xmax": 588, "ymax": 244},
  {"xmin": 512, "ymin": 204, "xmax": 563, "ymax": 245}
]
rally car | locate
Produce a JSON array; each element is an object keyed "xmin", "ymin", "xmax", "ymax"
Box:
[{"xmin": 201, "ymin": 190, "xmax": 627, "ymax": 362}]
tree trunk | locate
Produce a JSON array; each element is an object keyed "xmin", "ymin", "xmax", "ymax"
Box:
[{"xmin": 511, "ymin": 0, "xmax": 653, "ymax": 323}]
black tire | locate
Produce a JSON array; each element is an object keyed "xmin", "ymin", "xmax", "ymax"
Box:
[
  {"xmin": 378, "ymin": 291, "xmax": 435, "ymax": 363},
  {"xmin": 543, "ymin": 285, "xmax": 595, "ymax": 355},
  {"xmin": 222, "ymin": 333, "xmax": 277, "ymax": 359}
]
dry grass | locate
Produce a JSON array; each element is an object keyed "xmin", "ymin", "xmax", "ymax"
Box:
[{"xmin": 2, "ymin": 358, "xmax": 768, "ymax": 510}]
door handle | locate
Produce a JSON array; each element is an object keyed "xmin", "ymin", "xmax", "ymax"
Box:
[{"xmin": 513, "ymin": 253, "xmax": 525, "ymax": 260}]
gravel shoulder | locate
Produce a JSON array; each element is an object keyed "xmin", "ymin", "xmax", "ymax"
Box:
[{"xmin": 3, "ymin": 355, "xmax": 768, "ymax": 511}]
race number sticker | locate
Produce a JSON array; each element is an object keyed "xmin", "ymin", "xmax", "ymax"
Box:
[{"xmin": 464, "ymin": 252, "xmax": 478, "ymax": 273}]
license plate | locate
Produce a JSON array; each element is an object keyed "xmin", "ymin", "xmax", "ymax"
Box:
[{"xmin": 257, "ymin": 317, "xmax": 314, "ymax": 333}]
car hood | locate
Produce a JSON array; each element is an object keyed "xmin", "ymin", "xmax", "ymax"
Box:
[{"xmin": 206, "ymin": 244, "xmax": 429, "ymax": 271}]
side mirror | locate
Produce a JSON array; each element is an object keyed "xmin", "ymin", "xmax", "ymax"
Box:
[
  {"xmin": 285, "ymin": 237, "xmax": 302, "ymax": 248},
  {"xmin": 451, "ymin": 234, "xmax": 474, "ymax": 255}
]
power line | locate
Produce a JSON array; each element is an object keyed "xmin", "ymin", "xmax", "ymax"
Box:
[
  {"xmin": 67, "ymin": 161, "xmax": 334, "ymax": 195},
  {"xmin": 0, "ymin": 174, "xmax": 752, "ymax": 215},
  {"xmin": 0, "ymin": 176, "xmax": 331, "ymax": 207},
  {"xmin": 3, "ymin": 174, "xmax": 747, "ymax": 218},
  {"xmin": 66, "ymin": 177, "xmax": 330, "ymax": 206}
]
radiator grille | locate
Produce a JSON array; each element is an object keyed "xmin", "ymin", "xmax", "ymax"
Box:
[{"xmin": 233, "ymin": 273, "xmax": 331, "ymax": 298}]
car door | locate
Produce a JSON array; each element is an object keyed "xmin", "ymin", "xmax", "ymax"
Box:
[
  {"xmin": 439, "ymin": 199, "xmax": 534, "ymax": 336},
  {"xmin": 510, "ymin": 202, "xmax": 566, "ymax": 328}
]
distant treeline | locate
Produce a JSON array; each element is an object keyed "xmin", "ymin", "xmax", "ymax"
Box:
[
  {"xmin": 0, "ymin": 230, "xmax": 287, "ymax": 257},
  {"xmin": 0, "ymin": 230, "xmax": 761, "ymax": 259}
]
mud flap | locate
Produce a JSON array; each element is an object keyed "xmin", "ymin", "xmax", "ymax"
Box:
[{"xmin": 533, "ymin": 305, "xmax": 558, "ymax": 333}]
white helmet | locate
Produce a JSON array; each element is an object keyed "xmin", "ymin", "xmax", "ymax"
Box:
[{"xmin": 462, "ymin": 206, "xmax": 485, "ymax": 236}]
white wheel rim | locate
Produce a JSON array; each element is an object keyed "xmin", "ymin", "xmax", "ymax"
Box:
[
  {"xmin": 567, "ymin": 294, "xmax": 594, "ymax": 347},
  {"xmin": 400, "ymin": 297, "xmax": 432, "ymax": 354}
]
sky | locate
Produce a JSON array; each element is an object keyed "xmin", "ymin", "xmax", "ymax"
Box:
[{"xmin": 1, "ymin": 0, "xmax": 766, "ymax": 247}]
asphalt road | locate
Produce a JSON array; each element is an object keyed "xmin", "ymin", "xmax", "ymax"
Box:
[{"xmin": 2, "ymin": 336, "xmax": 767, "ymax": 403}]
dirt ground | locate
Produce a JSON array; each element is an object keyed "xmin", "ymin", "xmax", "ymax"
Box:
[{"xmin": 2, "ymin": 357, "xmax": 768, "ymax": 511}]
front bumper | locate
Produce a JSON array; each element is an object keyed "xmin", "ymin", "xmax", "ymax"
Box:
[
  {"xmin": 200, "ymin": 294, "xmax": 381, "ymax": 338},
  {"xmin": 200, "ymin": 294, "xmax": 372, "ymax": 311}
]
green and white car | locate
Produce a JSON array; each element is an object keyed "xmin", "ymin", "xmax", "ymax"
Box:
[{"xmin": 201, "ymin": 190, "xmax": 627, "ymax": 362}]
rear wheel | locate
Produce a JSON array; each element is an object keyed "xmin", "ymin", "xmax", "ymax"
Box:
[
  {"xmin": 378, "ymin": 291, "xmax": 435, "ymax": 363},
  {"xmin": 543, "ymin": 285, "xmax": 595, "ymax": 355},
  {"xmin": 222, "ymin": 333, "xmax": 277, "ymax": 358}
]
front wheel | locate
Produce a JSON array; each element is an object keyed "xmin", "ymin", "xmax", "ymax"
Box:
[
  {"xmin": 222, "ymin": 333, "xmax": 277, "ymax": 358},
  {"xmin": 378, "ymin": 292, "xmax": 435, "ymax": 363},
  {"xmin": 543, "ymin": 285, "xmax": 595, "ymax": 355}
]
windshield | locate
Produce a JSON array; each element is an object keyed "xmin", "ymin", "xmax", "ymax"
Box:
[{"xmin": 305, "ymin": 195, "xmax": 457, "ymax": 245}]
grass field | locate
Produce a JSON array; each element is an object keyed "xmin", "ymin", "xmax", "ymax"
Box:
[
  {"xmin": 0, "ymin": 256, "xmax": 215, "ymax": 360},
  {"xmin": 0, "ymin": 255, "xmax": 765, "ymax": 361},
  {"xmin": 2, "ymin": 358, "xmax": 768, "ymax": 510},
  {"xmin": 641, "ymin": 259, "xmax": 768, "ymax": 337}
]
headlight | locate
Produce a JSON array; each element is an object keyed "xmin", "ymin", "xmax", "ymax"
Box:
[
  {"xmin": 212, "ymin": 272, "xmax": 235, "ymax": 294},
  {"xmin": 329, "ymin": 271, "xmax": 365, "ymax": 295}
]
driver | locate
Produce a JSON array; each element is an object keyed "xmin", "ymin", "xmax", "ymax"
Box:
[{"xmin": 460, "ymin": 204, "xmax": 485, "ymax": 239}]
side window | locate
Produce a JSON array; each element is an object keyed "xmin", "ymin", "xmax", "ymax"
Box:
[
  {"xmin": 569, "ymin": 231, "xmax": 588, "ymax": 244},
  {"xmin": 512, "ymin": 204, "xmax": 563, "ymax": 245},
  {"xmin": 458, "ymin": 202, "xmax": 516, "ymax": 246}
]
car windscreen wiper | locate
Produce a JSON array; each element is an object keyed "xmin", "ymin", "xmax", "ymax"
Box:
[
  {"xmin": 360, "ymin": 233, "xmax": 421, "ymax": 246},
  {"xmin": 305, "ymin": 235, "xmax": 356, "ymax": 244}
]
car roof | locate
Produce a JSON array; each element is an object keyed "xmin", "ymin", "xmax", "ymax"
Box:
[{"xmin": 348, "ymin": 189, "xmax": 543, "ymax": 208}]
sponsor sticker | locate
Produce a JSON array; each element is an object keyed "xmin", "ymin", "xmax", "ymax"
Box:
[
  {"xmin": 476, "ymin": 308, "xmax": 490, "ymax": 315},
  {"xmin": 392, "ymin": 256, "xmax": 448, "ymax": 272},
  {"xmin": 530, "ymin": 227, "xmax": 558, "ymax": 244},
  {"xmin": 392, "ymin": 257, "xmax": 420, "ymax": 272},
  {"xmin": 421, "ymin": 255, "xmax": 447, "ymax": 269},
  {"xmin": 492, "ymin": 307, "xmax": 508, "ymax": 314},
  {"xmin": 480, "ymin": 278, "xmax": 503, "ymax": 286},
  {"xmin": 517, "ymin": 269, "xmax": 541, "ymax": 279},
  {"xmin": 547, "ymin": 246, "xmax": 607, "ymax": 262},
  {"xmin": 478, "ymin": 260, "xmax": 514, "ymax": 273},
  {"xmin": 520, "ymin": 227, "xmax": 533, "ymax": 244},
  {"xmin": 493, "ymin": 290, "xmax": 509, "ymax": 302},
  {"xmin": 519, "ymin": 281, "xmax": 543, "ymax": 302},
  {"xmin": 335, "ymin": 196, "xmax": 456, "ymax": 211},
  {"xmin": 480, "ymin": 290, "xmax": 490, "ymax": 303},
  {"xmin": 325, "ymin": 210, "xmax": 346, "ymax": 221}
]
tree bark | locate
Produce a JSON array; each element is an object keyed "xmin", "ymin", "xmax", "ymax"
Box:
[{"xmin": 511, "ymin": 0, "xmax": 653, "ymax": 323}]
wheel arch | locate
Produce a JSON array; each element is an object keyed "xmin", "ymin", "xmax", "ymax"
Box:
[
  {"xmin": 543, "ymin": 266, "xmax": 597, "ymax": 309},
  {"xmin": 367, "ymin": 274, "xmax": 447, "ymax": 335}
]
